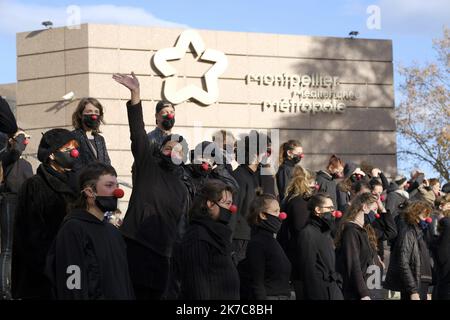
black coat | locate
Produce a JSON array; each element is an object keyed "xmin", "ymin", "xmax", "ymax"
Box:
[
  {"xmin": 432, "ymin": 217, "xmax": 450, "ymax": 299},
  {"xmin": 298, "ymin": 215, "xmax": 343, "ymax": 300},
  {"xmin": 275, "ymin": 159, "xmax": 296, "ymax": 202},
  {"xmin": 316, "ymin": 170, "xmax": 338, "ymax": 207},
  {"xmin": 176, "ymin": 215, "xmax": 239, "ymax": 300},
  {"xmin": 238, "ymin": 227, "xmax": 291, "ymax": 299},
  {"xmin": 72, "ymin": 129, "xmax": 110, "ymax": 169},
  {"xmin": 46, "ymin": 209, "xmax": 134, "ymax": 299},
  {"xmin": 0, "ymin": 148, "xmax": 33, "ymax": 193},
  {"xmin": 336, "ymin": 223, "xmax": 376, "ymax": 300},
  {"xmin": 120, "ymin": 101, "xmax": 189, "ymax": 258},
  {"xmin": 385, "ymin": 222, "xmax": 433, "ymax": 295},
  {"xmin": 386, "ymin": 186, "xmax": 409, "ymax": 218},
  {"xmin": 11, "ymin": 164, "xmax": 77, "ymax": 299},
  {"xmin": 279, "ymin": 193, "xmax": 310, "ymax": 278},
  {"xmin": 230, "ymin": 165, "xmax": 261, "ymax": 241}
]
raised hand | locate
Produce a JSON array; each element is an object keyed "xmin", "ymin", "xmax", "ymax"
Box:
[{"xmin": 113, "ymin": 72, "xmax": 141, "ymax": 105}]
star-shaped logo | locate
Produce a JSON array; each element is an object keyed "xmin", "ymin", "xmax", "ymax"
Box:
[{"xmin": 153, "ymin": 29, "xmax": 228, "ymax": 105}]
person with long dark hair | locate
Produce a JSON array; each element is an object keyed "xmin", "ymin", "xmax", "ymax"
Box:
[
  {"xmin": 46, "ymin": 162, "xmax": 134, "ymax": 299},
  {"xmin": 335, "ymin": 192, "xmax": 381, "ymax": 300},
  {"xmin": 276, "ymin": 139, "xmax": 303, "ymax": 203},
  {"xmin": 176, "ymin": 180, "xmax": 239, "ymax": 299},
  {"xmin": 238, "ymin": 190, "xmax": 291, "ymax": 300}
]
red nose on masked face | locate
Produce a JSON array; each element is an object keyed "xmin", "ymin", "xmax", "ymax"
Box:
[
  {"xmin": 332, "ymin": 210, "xmax": 343, "ymax": 218},
  {"xmin": 299, "ymin": 153, "xmax": 305, "ymax": 159},
  {"xmin": 380, "ymin": 194, "xmax": 386, "ymax": 202},
  {"xmin": 425, "ymin": 217, "xmax": 432, "ymax": 224},
  {"xmin": 229, "ymin": 204, "xmax": 238, "ymax": 214},
  {"xmin": 314, "ymin": 184, "xmax": 320, "ymax": 191},
  {"xmin": 113, "ymin": 188, "xmax": 125, "ymax": 198},
  {"xmin": 91, "ymin": 115, "xmax": 98, "ymax": 121},
  {"xmin": 23, "ymin": 139, "xmax": 30, "ymax": 145},
  {"xmin": 375, "ymin": 213, "xmax": 381, "ymax": 219},
  {"xmin": 201, "ymin": 162, "xmax": 210, "ymax": 171},
  {"xmin": 279, "ymin": 212, "xmax": 288, "ymax": 220},
  {"xmin": 70, "ymin": 149, "xmax": 79, "ymax": 158}
]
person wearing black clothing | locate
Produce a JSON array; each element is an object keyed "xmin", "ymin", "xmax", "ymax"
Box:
[
  {"xmin": 71, "ymin": 97, "xmax": 111, "ymax": 170},
  {"xmin": 46, "ymin": 162, "xmax": 134, "ymax": 299},
  {"xmin": 176, "ymin": 180, "xmax": 239, "ymax": 300},
  {"xmin": 433, "ymin": 214, "xmax": 450, "ymax": 299},
  {"xmin": 185, "ymin": 141, "xmax": 239, "ymax": 199},
  {"xmin": 238, "ymin": 191, "xmax": 291, "ymax": 300},
  {"xmin": 385, "ymin": 201, "xmax": 434, "ymax": 300},
  {"xmin": 0, "ymin": 129, "xmax": 33, "ymax": 299},
  {"xmin": 229, "ymin": 130, "xmax": 270, "ymax": 265},
  {"xmin": 113, "ymin": 72, "xmax": 189, "ymax": 299},
  {"xmin": 335, "ymin": 193, "xmax": 381, "ymax": 300},
  {"xmin": 369, "ymin": 178, "xmax": 398, "ymax": 261},
  {"xmin": 0, "ymin": 96, "xmax": 18, "ymax": 135},
  {"xmin": 147, "ymin": 100, "xmax": 175, "ymax": 146},
  {"xmin": 276, "ymin": 139, "xmax": 303, "ymax": 202},
  {"xmin": 297, "ymin": 193, "xmax": 344, "ymax": 300},
  {"xmin": 315, "ymin": 154, "xmax": 344, "ymax": 208},
  {"xmin": 212, "ymin": 129, "xmax": 238, "ymax": 174},
  {"xmin": 11, "ymin": 129, "xmax": 80, "ymax": 299}
]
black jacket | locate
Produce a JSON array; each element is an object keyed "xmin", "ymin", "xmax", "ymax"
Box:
[
  {"xmin": 316, "ymin": 170, "xmax": 338, "ymax": 207},
  {"xmin": 11, "ymin": 164, "xmax": 78, "ymax": 299},
  {"xmin": 230, "ymin": 165, "xmax": 261, "ymax": 241},
  {"xmin": 176, "ymin": 215, "xmax": 239, "ymax": 300},
  {"xmin": 336, "ymin": 223, "xmax": 376, "ymax": 300},
  {"xmin": 385, "ymin": 222, "xmax": 432, "ymax": 294},
  {"xmin": 279, "ymin": 193, "xmax": 310, "ymax": 278},
  {"xmin": 120, "ymin": 101, "xmax": 188, "ymax": 258},
  {"xmin": 276, "ymin": 159, "xmax": 296, "ymax": 202},
  {"xmin": 298, "ymin": 215, "xmax": 344, "ymax": 300},
  {"xmin": 0, "ymin": 148, "xmax": 33, "ymax": 193},
  {"xmin": 238, "ymin": 227, "xmax": 291, "ymax": 299},
  {"xmin": 432, "ymin": 217, "xmax": 450, "ymax": 299},
  {"xmin": 72, "ymin": 129, "xmax": 110, "ymax": 169},
  {"xmin": 46, "ymin": 209, "xmax": 134, "ymax": 300},
  {"xmin": 371, "ymin": 210, "xmax": 398, "ymax": 259}
]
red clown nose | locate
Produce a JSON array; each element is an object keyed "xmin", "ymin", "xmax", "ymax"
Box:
[
  {"xmin": 314, "ymin": 184, "xmax": 320, "ymax": 191},
  {"xmin": 300, "ymin": 153, "xmax": 305, "ymax": 159},
  {"xmin": 229, "ymin": 204, "xmax": 238, "ymax": 214},
  {"xmin": 91, "ymin": 115, "xmax": 98, "ymax": 121},
  {"xmin": 279, "ymin": 212, "xmax": 288, "ymax": 220},
  {"xmin": 166, "ymin": 114, "xmax": 175, "ymax": 120},
  {"xmin": 332, "ymin": 210, "xmax": 343, "ymax": 218},
  {"xmin": 375, "ymin": 213, "xmax": 381, "ymax": 219},
  {"xmin": 380, "ymin": 195, "xmax": 386, "ymax": 202},
  {"xmin": 113, "ymin": 188, "xmax": 125, "ymax": 199},
  {"xmin": 425, "ymin": 217, "xmax": 433, "ymax": 224},
  {"xmin": 23, "ymin": 139, "xmax": 30, "ymax": 145},
  {"xmin": 70, "ymin": 149, "xmax": 79, "ymax": 158},
  {"xmin": 201, "ymin": 162, "xmax": 210, "ymax": 171}
]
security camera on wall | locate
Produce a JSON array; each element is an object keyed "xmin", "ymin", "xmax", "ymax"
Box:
[{"xmin": 62, "ymin": 91, "xmax": 75, "ymax": 101}]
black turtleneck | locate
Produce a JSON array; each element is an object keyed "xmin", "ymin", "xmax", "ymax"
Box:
[
  {"xmin": 238, "ymin": 226, "xmax": 291, "ymax": 299},
  {"xmin": 176, "ymin": 215, "xmax": 240, "ymax": 300},
  {"xmin": 276, "ymin": 158, "xmax": 297, "ymax": 202}
]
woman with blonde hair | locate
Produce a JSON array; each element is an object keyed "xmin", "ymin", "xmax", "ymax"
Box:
[
  {"xmin": 278, "ymin": 165, "xmax": 316, "ymax": 299},
  {"xmin": 335, "ymin": 192, "xmax": 381, "ymax": 300},
  {"xmin": 384, "ymin": 201, "xmax": 434, "ymax": 300}
]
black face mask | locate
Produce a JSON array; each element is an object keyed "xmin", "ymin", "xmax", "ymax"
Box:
[
  {"xmin": 53, "ymin": 150, "xmax": 78, "ymax": 169},
  {"xmin": 321, "ymin": 211, "xmax": 335, "ymax": 226},
  {"xmin": 159, "ymin": 150, "xmax": 182, "ymax": 170},
  {"xmin": 193, "ymin": 162, "xmax": 212, "ymax": 177},
  {"xmin": 291, "ymin": 154, "xmax": 302, "ymax": 164},
  {"xmin": 364, "ymin": 210, "xmax": 377, "ymax": 225},
  {"xmin": 419, "ymin": 219, "xmax": 430, "ymax": 230},
  {"xmin": 12, "ymin": 134, "xmax": 27, "ymax": 154},
  {"xmin": 260, "ymin": 213, "xmax": 282, "ymax": 234},
  {"xmin": 95, "ymin": 195, "xmax": 118, "ymax": 213},
  {"xmin": 162, "ymin": 118, "xmax": 175, "ymax": 131},
  {"xmin": 83, "ymin": 114, "xmax": 100, "ymax": 130},
  {"xmin": 215, "ymin": 203, "xmax": 232, "ymax": 224}
]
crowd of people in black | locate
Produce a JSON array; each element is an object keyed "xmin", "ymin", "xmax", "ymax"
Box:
[{"xmin": 0, "ymin": 72, "xmax": 448, "ymax": 300}]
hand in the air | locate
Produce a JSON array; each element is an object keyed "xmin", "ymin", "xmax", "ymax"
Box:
[{"xmin": 112, "ymin": 72, "xmax": 140, "ymax": 92}]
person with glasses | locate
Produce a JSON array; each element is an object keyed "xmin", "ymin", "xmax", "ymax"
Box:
[
  {"xmin": 297, "ymin": 193, "xmax": 344, "ymax": 300},
  {"xmin": 238, "ymin": 189, "xmax": 291, "ymax": 300}
]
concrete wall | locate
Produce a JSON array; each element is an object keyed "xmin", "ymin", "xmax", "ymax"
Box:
[{"xmin": 16, "ymin": 24, "xmax": 396, "ymax": 205}]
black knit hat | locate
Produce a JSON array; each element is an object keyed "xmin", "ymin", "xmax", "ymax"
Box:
[
  {"xmin": 155, "ymin": 100, "xmax": 174, "ymax": 113},
  {"xmin": 160, "ymin": 134, "xmax": 189, "ymax": 163},
  {"xmin": 37, "ymin": 128, "xmax": 77, "ymax": 162},
  {"xmin": 343, "ymin": 162, "xmax": 357, "ymax": 178}
]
